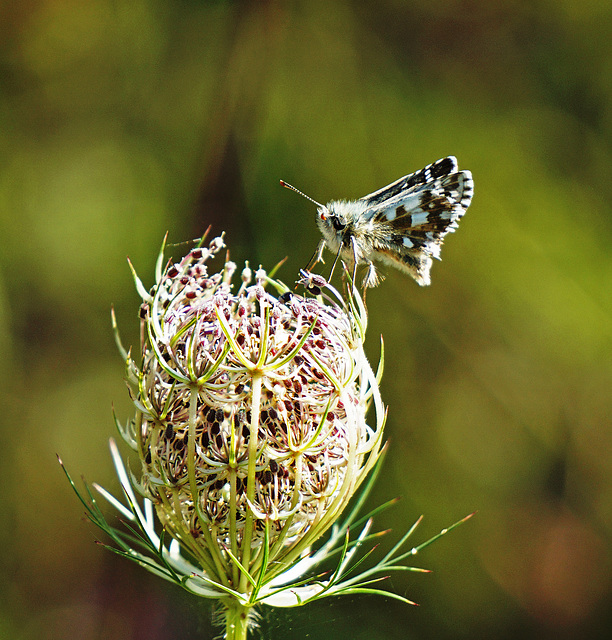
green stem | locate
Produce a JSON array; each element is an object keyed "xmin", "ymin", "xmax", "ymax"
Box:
[
  {"xmin": 239, "ymin": 371, "xmax": 263, "ymax": 593},
  {"xmin": 224, "ymin": 601, "xmax": 252, "ymax": 640},
  {"xmin": 187, "ymin": 386, "xmax": 228, "ymax": 585}
]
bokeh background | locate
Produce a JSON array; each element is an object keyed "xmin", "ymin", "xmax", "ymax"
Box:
[{"xmin": 2, "ymin": 1, "xmax": 612, "ymax": 638}]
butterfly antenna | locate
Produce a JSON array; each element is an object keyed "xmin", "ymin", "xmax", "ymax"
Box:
[{"xmin": 280, "ymin": 180, "xmax": 326, "ymax": 209}]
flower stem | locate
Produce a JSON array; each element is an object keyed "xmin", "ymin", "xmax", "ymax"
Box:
[
  {"xmin": 239, "ymin": 371, "xmax": 263, "ymax": 593},
  {"xmin": 224, "ymin": 601, "xmax": 251, "ymax": 640}
]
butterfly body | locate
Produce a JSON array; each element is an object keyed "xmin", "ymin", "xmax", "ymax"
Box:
[{"xmin": 282, "ymin": 156, "xmax": 473, "ymax": 287}]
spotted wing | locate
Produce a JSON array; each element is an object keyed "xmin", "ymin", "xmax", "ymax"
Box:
[{"xmin": 362, "ymin": 156, "xmax": 473, "ymax": 285}]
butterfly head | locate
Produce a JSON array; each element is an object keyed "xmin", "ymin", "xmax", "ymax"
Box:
[
  {"xmin": 316, "ymin": 204, "xmax": 349, "ymax": 252},
  {"xmin": 319, "ymin": 204, "xmax": 346, "ymax": 231}
]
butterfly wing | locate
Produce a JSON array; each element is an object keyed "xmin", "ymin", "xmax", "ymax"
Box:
[{"xmin": 361, "ymin": 157, "xmax": 473, "ymax": 285}]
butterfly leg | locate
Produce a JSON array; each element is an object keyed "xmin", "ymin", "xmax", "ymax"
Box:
[
  {"xmin": 305, "ymin": 239, "xmax": 326, "ymax": 271},
  {"xmin": 346, "ymin": 235, "xmax": 361, "ymax": 287},
  {"xmin": 362, "ymin": 262, "xmax": 380, "ymax": 288},
  {"xmin": 294, "ymin": 240, "xmax": 336, "ymax": 295},
  {"xmin": 327, "ymin": 240, "xmax": 344, "ymax": 282},
  {"xmin": 299, "ymin": 240, "xmax": 328, "ymax": 292}
]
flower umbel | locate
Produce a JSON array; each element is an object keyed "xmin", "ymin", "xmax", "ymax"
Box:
[
  {"xmin": 62, "ymin": 231, "xmax": 472, "ymax": 640},
  {"xmin": 131, "ymin": 231, "xmax": 382, "ymax": 582}
]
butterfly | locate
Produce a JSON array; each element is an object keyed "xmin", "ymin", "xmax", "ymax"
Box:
[{"xmin": 281, "ymin": 156, "xmax": 473, "ymax": 288}]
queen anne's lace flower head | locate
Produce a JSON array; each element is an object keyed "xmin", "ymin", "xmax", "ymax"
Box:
[{"xmin": 132, "ymin": 234, "xmax": 383, "ymax": 570}]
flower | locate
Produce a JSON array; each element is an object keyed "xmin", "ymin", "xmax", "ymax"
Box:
[
  {"xmin": 62, "ymin": 231, "xmax": 472, "ymax": 640},
  {"xmin": 131, "ymin": 231, "xmax": 382, "ymax": 581}
]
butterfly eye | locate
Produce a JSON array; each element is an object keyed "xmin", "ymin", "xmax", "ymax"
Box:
[{"xmin": 331, "ymin": 217, "xmax": 346, "ymax": 232}]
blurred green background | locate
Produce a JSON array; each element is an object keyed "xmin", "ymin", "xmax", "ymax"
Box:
[{"xmin": 2, "ymin": 0, "xmax": 612, "ymax": 638}]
